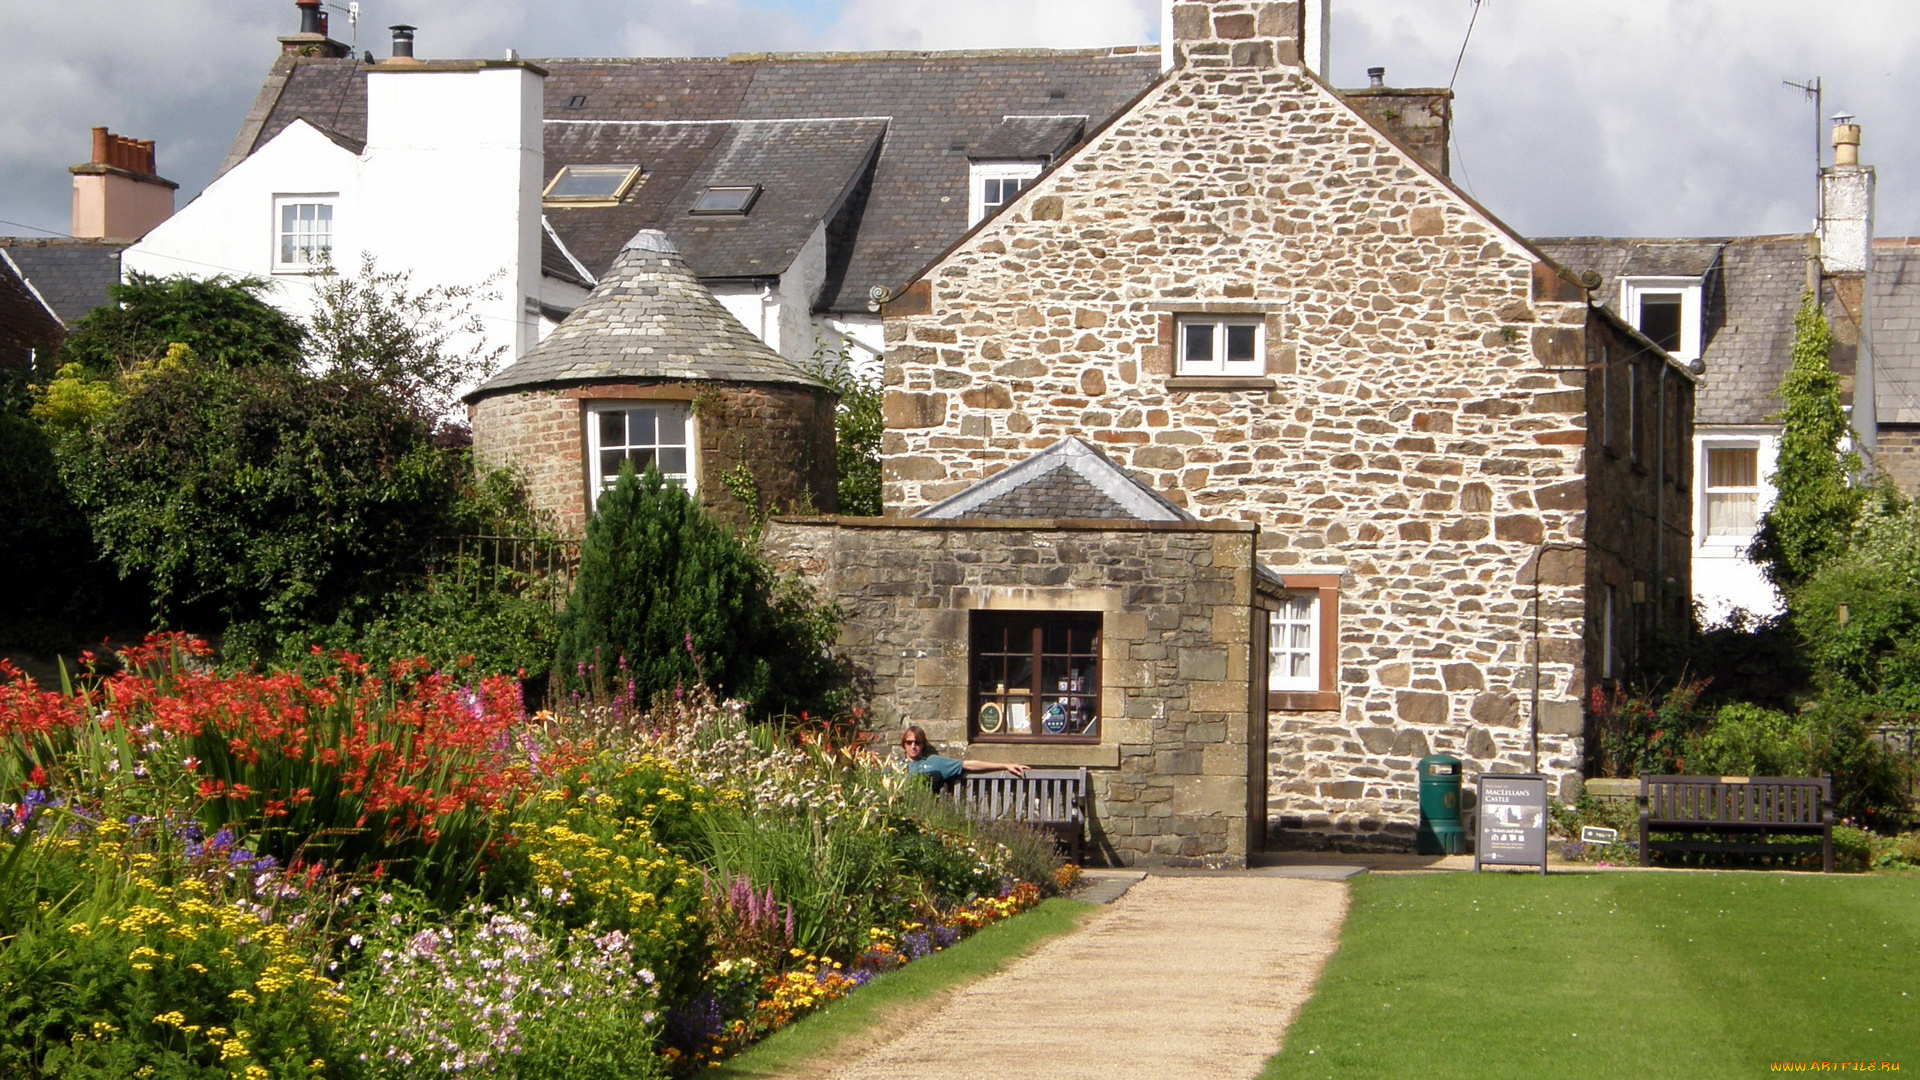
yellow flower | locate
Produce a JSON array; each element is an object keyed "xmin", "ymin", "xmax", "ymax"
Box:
[{"xmin": 229, "ymin": 990, "xmax": 257, "ymax": 1005}]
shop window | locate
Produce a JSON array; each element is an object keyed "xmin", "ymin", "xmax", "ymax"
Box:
[{"xmin": 970, "ymin": 611, "xmax": 1100, "ymax": 742}]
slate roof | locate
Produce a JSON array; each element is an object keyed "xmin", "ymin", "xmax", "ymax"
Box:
[
  {"xmin": 542, "ymin": 117, "xmax": 887, "ymax": 280},
  {"xmin": 225, "ymin": 49, "xmax": 1163, "ymax": 313},
  {"xmin": 471, "ymin": 229, "xmax": 822, "ymax": 400},
  {"xmin": 917, "ymin": 436, "xmax": 1194, "ymax": 522},
  {"xmin": 0, "ymin": 251, "xmax": 65, "ymax": 372},
  {"xmin": 0, "ymin": 238, "xmax": 127, "ymax": 324},
  {"xmin": 1874, "ymin": 239, "xmax": 1920, "ymax": 424},
  {"xmin": 1537, "ymin": 235, "xmax": 1812, "ymax": 426}
]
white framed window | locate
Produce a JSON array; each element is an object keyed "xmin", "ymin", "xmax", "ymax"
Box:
[
  {"xmin": 587, "ymin": 402, "xmax": 694, "ymax": 502},
  {"xmin": 1177, "ymin": 316, "xmax": 1264, "ymax": 377},
  {"xmin": 1621, "ymin": 277, "xmax": 1703, "ymax": 361},
  {"xmin": 273, "ymin": 196, "xmax": 334, "ymax": 273},
  {"xmin": 968, "ymin": 161, "xmax": 1042, "ymax": 226},
  {"xmin": 1268, "ymin": 593, "xmax": 1320, "ymax": 693},
  {"xmin": 1700, "ymin": 441, "xmax": 1762, "ymax": 540}
]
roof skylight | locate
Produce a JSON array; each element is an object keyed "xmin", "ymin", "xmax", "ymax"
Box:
[
  {"xmin": 690, "ymin": 185, "xmax": 761, "ymax": 216},
  {"xmin": 543, "ymin": 165, "xmax": 642, "ymax": 205}
]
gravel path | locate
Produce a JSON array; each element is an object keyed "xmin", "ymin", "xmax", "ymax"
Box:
[{"xmin": 801, "ymin": 875, "xmax": 1349, "ymax": 1080}]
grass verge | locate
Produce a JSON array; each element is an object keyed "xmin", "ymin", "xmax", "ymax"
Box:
[
  {"xmin": 708, "ymin": 897, "xmax": 1100, "ymax": 1079},
  {"xmin": 1259, "ymin": 872, "xmax": 1920, "ymax": 1080}
]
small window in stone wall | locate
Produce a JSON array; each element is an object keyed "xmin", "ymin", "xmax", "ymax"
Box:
[
  {"xmin": 1176, "ymin": 316, "xmax": 1263, "ymax": 377},
  {"xmin": 970, "ymin": 611, "xmax": 1100, "ymax": 742},
  {"xmin": 587, "ymin": 402, "xmax": 693, "ymax": 502}
]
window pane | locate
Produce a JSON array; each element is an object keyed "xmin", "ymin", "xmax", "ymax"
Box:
[
  {"xmin": 599, "ymin": 410, "xmax": 625, "ymax": 446},
  {"xmin": 599, "ymin": 450, "xmax": 624, "ymax": 487},
  {"xmin": 692, "ymin": 185, "xmax": 760, "ymax": 214},
  {"xmin": 657, "ymin": 447, "xmax": 688, "ymax": 476},
  {"xmin": 1639, "ymin": 294, "xmax": 1683, "ymax": 352},
  {"xmin": 1707, "ymin": 446, "xmax": 1757, "ymax": 488},
  {"xmin": 548, "ymin": 165, "xmax": 638, "ymax": 200},
  {"xmin": 1183, "ymin": 323, "xmax": 1214, "ymax": 365},
  {"xmin": 1225, "ymin": 324, "xmax": 1258, "ymax": 364},
  {"xmin": 1707, "ymin": 493, "xmax": 1758, "ymax": 536},
  {"xmin": 657, "ymin": 410, "xmax": 686, "ymax": 443}
]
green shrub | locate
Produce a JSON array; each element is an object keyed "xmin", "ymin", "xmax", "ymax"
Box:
[
  {"xmin": 1589, "ymin": 680, "xmax": 1708, "ymax": 777},
  {"xmin": 58, "ymin": 272, "xmax": 305, "ymax": 375},
  {"xmin": 556, "ymin": 463, "xmax": 839, "ymax": 715},
  {"xmin": 1685, "ymin": 702, "xmax": 1811, "ymax": 776},
  {"xmin": 59, "ymin": 358, "xmax": 456, "ymax": 629}
]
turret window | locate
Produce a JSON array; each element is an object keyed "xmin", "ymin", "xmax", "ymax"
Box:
[{"xmin": 587, "ymin": 402, "xmax": 693, "ymax": 502}]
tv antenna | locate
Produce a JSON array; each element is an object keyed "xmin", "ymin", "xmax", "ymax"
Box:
[
  {"xmin": 326, "ymin": 2, "xmax": 361, "ymax": 47},
  {"xmin": 1783, "ymin": 76, "xmax": 1823, "ymax": 225}
]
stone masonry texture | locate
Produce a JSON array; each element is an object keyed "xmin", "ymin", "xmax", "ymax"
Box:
[
  {"xmin": 878, "ymin": 30, "xmax": 1693, "ymax": 848},
  {"xmin": 762, "ymin": 517, "xmax": 1266, "ymax": 868}
]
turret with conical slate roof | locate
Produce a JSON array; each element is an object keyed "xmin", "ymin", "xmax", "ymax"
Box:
[{"xmin": 469, "ymin": 229, "xmax": 837, "ymax": 533}]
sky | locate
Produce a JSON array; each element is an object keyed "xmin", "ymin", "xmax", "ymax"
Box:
[{"xmin": 2, "ymin": 0, "xmax": 1915, "ymax": 243}]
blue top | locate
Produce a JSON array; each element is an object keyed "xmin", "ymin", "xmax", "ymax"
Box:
[{"xmin": 906, "ymin": 753, "xmax": 965, "ymax": 791}]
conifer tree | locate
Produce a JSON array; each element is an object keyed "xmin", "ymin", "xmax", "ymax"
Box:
[
  {"xmin": 557, "ymin": 462, "xmax": 835, "ymax": 712},
  {"xmin": 1749, "ymin": 291, "xmax": 1864, "ymax": 592}
]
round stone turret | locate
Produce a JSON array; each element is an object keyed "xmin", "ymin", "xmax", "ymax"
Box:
[{"xmin": 468, "ymin": 229, "xmax": 837, "ymax": 533}]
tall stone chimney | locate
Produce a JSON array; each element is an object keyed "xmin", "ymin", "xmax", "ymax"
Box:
[
  {"xmin": 70, "ymin": 128, "xmax": 177, "ymax": 240},
  {"xmin": 1820, "ymin": 114, "xmax": 1876, "ymax": 453},
  {"xmin": 1164, "ymin": 1, "xmax": 1328, "ymax": 76},
  {"xmin": 1338, "ymin": 66, "xmax": 1453, "ymax": 177}
]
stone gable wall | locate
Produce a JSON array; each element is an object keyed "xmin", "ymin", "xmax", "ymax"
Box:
[
  {"xmin": 762, "ymin": 517, "xmax": 1264, "ymax": 868},
  {"xmin": 879, "ymin": 62, "xmax": 1614, "ymax": 847}
]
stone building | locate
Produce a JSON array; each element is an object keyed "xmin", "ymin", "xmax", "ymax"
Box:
[
  {"xmin": 852, "ymin": 0, "xmax": 1696, "ymax": 856},
  {"xmin": 468, "ymin": 230, "xmax": 836, "ymax": 532},
  {"xmin": 1542, "ymin": 118, "xmax": 1920, "ymax": 621},
  {"xmin": 767, "ymin": 436, "xmax": 1283, "ymax": 866}
]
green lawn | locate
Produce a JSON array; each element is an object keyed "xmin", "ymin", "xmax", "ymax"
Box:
[
  {"xmin": 709, "ymin": 897, "xmax": 1099, "ymax": 1079},
  {"xmin": 1260, "ymin": 872, "xmax": 1920, "ymax": 1080}
]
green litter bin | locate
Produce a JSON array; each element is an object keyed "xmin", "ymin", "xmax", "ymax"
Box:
[{"xmin": 1416, "ymin": 754, "xmax": 1469, "ymax": 855}]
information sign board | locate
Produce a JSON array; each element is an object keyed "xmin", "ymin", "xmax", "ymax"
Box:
[{"xmin": 1474, "ymin": 773, "xmax": 1549, "ymax": 874}]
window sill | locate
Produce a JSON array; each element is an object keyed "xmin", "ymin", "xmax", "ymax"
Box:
[
  {"xmin": 1167, "ymin": 376, "xmax": 1276, "ymax": 392},
  {"xmin": 1268, "ymin": 690, "xmax": 1339, "ymax": 712},
  {"xmin": 965, "ymin": 742, "xmax": 1119, "ymax": 769}
]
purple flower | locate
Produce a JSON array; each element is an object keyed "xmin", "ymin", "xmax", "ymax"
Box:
[{"xmin": 209, "ymin": 828, "xmax": 235, "ymax": 850}]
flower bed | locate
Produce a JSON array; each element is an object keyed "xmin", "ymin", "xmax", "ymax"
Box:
[{"xmin": 0, "ymin": 636, "xmax": 1063, "ymax": 1078}]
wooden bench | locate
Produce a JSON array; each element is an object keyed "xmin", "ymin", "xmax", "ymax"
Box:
[
  {"xmin": 1638, "ymin": 775, "xmax": 1833, "ymax": 872},
  {"xmin": 946, "ymin": 768, "xmax": 1090, "ymax": 864}
]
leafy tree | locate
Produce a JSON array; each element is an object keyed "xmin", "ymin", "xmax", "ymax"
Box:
[
  {"xmin": 831, "ymin": 367, "xmax": 883, "ymax": 517},
  {"xmin": 306, "ymin": 253, "xmax": 506, "ymax": 423},
  {"xmin": 61, "ymin": 356, "xmax": 455, "ymax": 629},
  {"xmin": 1749, "ymin": 291, "xmax": 1864, "ymax": 591},
  {"xmin": 557, "ymin": 463, "xmax": 838, "ymax": 714},
  {"xmin": 57, "ymin": 272, "xmax": 304, "ymax": 374},
  {"xmin": 0, "ymin": 411, "xmax": 127, "ymax": 644}
]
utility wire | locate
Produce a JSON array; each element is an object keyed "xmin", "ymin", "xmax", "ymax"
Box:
[
  {"xmin": 1447, "ymin": 0, "xmax": 1484, "ymax": 92},
  {"xmin": 0, "ymin": 217, "xmax": 75, "ymax": 238}
]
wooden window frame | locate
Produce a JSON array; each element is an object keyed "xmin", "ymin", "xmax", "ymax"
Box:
[
  {"xmin": 1267, "ymin": 575, "xmax": 1340, "ymax": 712},
  {"xmin": 969, "ymin": 611, "xmax": 1102, "ymax": 744},
  {"xmin": 584, "ymin": 401, "xmax": 696, "ymax": 503}
]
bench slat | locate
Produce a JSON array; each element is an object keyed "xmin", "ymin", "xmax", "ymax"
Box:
[{"xmin": 1638, "ymin": 775, "xmax": 1832, "ymax": 872}]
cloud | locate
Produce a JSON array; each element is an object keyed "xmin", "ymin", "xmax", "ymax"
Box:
[
  {"xmin": 2, "ymin": 0, "xmax": 1915, "ymax": 242},
  {"xmin": 1334, "ymin": 0, "xmax": 1920, "ymax": 237}
]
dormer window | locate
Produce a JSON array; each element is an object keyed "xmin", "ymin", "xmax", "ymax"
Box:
[
  {"xmin": 544, "ymin": 165, "xmax": 642, "ymax": 207},
  {"xmin": 1621, "ymin": 277, "xmax": 1703, "ymax": 361},
  {"xmin": 968, "ymin": 162, "xmax": 1042, "ymax": 226},
  {"xmin": 691, "ymin": 185, "xmax": 761, "ymax": 216}
]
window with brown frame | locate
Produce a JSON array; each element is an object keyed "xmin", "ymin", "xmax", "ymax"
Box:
[
  {"xmin": 969, "ymin": 611, "xmax": 1100, "ymax": 742},
  {"xmin": 1267, "ymin": 576, "xmax": 1340, "ymax": 712}
]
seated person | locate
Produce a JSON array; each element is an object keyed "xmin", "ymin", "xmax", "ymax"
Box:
[{"xmin": 899, "ymin": 724, "xmax": 1028, "ymax": 791}]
